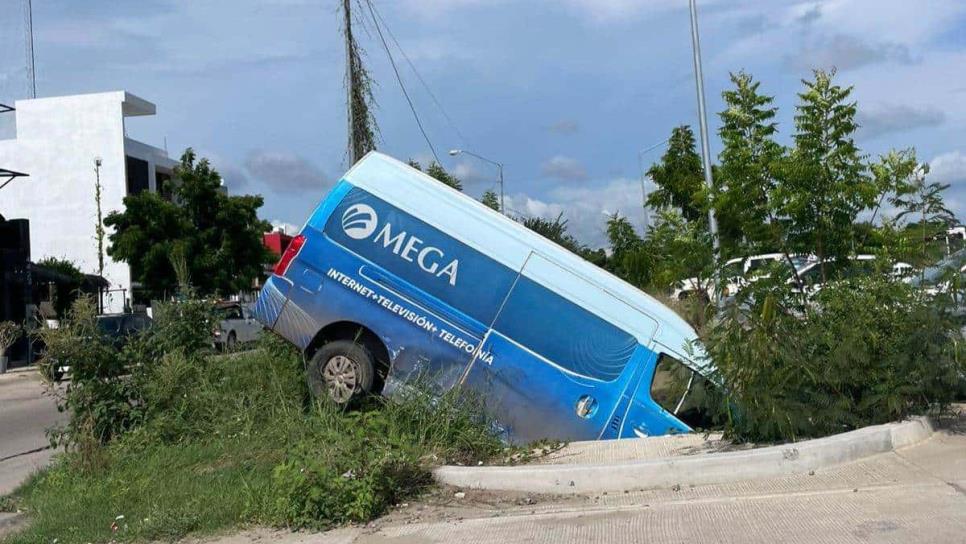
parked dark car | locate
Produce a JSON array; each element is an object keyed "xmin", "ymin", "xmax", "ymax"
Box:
[
  {"xmin": 96, "ymin": 313, "xmax": 153, "ymax": 348},
  {"xmin": 44, "ymin": 312, "xmax": 153, "ymax": 381}
]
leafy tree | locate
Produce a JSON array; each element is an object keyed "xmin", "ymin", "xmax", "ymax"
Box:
[
  {"xmin": 716, "ymin": 71, "xmax": 784, "ymax": 251},
  {"xmin": 646, "ymin": 126, "xmax": 706, "ymax": 223},
  {"xmin": 36, "ymin": 257, "xmax": 86, "ymax": 317},
  {"xmin": 605, "ymin": 211, "xmax": 712, "ymax": 294},
  {"xmin": 480, "ymin": 190, "xmax": 500, "ymax": 211},
  {"xmin": 408, "ymin": 160, "xmax": 463, "ymax": 191},
  {"xmin": 106, "ymin": 149, "xmax": 272, "ymax": 301},
  {"xmin": 36, "ymin": 257, "xmax": 84, "ymax": 282},
  {"xmin": 519, "ymin": 213, "xmax": 606, "ymax": 266},
  {"xmin": 776, "ymin": 69, "xmax": 875, "ymax": 281},
  {"xmin": 891, "ymin": 163, "xmax": 956, "ymax": 260},
  {"xmin": 644, "ymin": 209, "xmax": 714, "ymax": 291},
  {"xmin": 606, "ymin": 214, "xmax": 651, "ymax": 287}
]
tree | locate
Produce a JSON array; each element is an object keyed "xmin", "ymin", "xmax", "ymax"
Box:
[
  {"xmin": 105, "ymin": 149, "xmax": 272, "ymax": 301},
  {"xmin": 36, "ymin": 257, "xmax": 83, "ymax": 282},
  {"xmin": 776, "ymin": 69, "xmax": 875, "ymax": 281},
  {"xmin": 716, "ymin": 71, "xmax": 784, "ymax": 251},
  {"xmin": 480, "ymin": 190, "xmax": 500, "ymax": 211},
  {"xmin": 408, "ymin": 160, "xmax": 463, "ymax": 191},
  {"xmin": 647, "ymin": 126, "xmax": 706, "ymax": 223},
  {"xmin": 519, "ymin": 213, "xmax": 606, "ymax": 266},
  {"xmin": 891, "ymin": 163, "xmax": 955, "ymax": 260},
  {"xmin": 606, "ymin": 214, "xmax": 651, "ymax": 286},
  {"xmin": 640, "ymin": 209, "xmax": 714, "ymax": 292},
  {"xmin": 36, "ymin": 257, "xmax": 86, "ymax": 317},
  {"xmin": 870, "ymin": 149, "xmax": 919, "ymax": 227}
]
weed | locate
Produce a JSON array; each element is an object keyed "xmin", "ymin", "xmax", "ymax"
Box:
[{"xmin": 5, "ymin": 331, "xmax": 502, "ymax": 543}]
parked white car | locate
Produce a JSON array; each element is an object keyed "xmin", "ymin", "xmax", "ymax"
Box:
[
  {"xmin": 673, "ymin": 253, "xmax": 814, "ymax": 301},
  {"xmin": 213, "ymin": 302, "xmax": 263, "ymax": 350},
  {"xmin": 790, "ymin": 255, "xmax": 913, "ymax": 295}
]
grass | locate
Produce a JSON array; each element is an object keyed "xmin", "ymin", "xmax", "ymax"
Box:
[{"xmin": 2, "ymin": 338, "xmax": 504, "ymax": 544}]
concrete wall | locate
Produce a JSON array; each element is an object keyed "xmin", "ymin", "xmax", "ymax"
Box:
[{"xmin": 0, "ymin": 91, "xmax": 175, "ymax": 313}]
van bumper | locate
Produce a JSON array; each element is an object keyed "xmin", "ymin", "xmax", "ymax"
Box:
[{"xmin": 254, "ymin": 275, "xmax": 291, "ymax": 330}]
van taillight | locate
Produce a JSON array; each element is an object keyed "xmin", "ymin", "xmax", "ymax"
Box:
[{"xmin": 273, "ymin": 234, "xmax": 306, "ymax": 276}]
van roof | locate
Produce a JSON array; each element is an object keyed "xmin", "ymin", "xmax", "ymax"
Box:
[{"xmin": 343, "ymin": 152, "xmax": 706, "ymax": 368}]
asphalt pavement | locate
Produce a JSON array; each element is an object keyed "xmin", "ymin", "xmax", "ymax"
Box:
[{"xmin": 0, "ymin": 370, "xmax": 62, "ymax": 496}]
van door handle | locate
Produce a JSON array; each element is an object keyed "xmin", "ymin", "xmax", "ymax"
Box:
[{"xmin": 575, "ymin": 395, "xmax": 598, "ymax": 418}]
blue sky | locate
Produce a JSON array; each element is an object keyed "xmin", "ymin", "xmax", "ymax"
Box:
[{"xmin": 2, "ymin": 0, "xmax": 965, "ymax": 247}]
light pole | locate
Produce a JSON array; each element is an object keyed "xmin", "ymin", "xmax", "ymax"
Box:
[
  {"xmin": 449, "ymin": 149, "xmax": 505, "ymax": 215},
  {"xmin": 638, "ymin": 139, "xmax": 669, "ymax": 233},
  {"xmin": 688, "ymin": 0, "xmax": 722, "ymax": 302}
]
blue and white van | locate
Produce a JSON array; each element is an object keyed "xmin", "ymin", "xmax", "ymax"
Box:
[{"xmin": 255, "ymin": 152, "xmax": 715, "ymax": 443}]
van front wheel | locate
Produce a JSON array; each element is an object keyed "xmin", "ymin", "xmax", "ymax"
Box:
[{"xmin": 307, "ymin": 340, "xmax": 375, "ymax": 405}]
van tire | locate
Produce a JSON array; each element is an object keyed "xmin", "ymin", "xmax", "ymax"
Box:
[{"xmin": 306, "ymin": 340, "xmax": 375, "ymax": 405}]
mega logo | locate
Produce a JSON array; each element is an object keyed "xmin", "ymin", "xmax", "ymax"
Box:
[
  {"xmin": 341, "ymin": 204, "xmax": 460, "ymax": 286},
  {"xmin": 342, "ymin": 204, "xmax": 378, "ymax": 240}
]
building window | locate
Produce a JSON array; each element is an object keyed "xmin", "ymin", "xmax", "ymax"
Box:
[
  {"xmin": 156, "ymin": 171, "xmax": 172, "ymax": 200},
  {"xmin": 125, "ymin": 156, "xmax": 149, "ymax": 195}
]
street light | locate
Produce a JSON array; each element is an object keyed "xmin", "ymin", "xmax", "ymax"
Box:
[
  {"xmin": 637, "ymin": 139, "xmax": 669, "ymax": 233},
  {"xmin": 449, "ymin": 149, "xmax": 505, "ymax": 215},
  {"xmin": 689, "ymin": 0, "xmax": 722, "ymax": 303}
]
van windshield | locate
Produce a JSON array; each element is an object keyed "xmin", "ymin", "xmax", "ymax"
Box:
[{"xmin": 650, "ymin": 354, "xmax": 716, "ymax": 429}]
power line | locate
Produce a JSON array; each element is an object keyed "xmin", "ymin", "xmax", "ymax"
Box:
[
  {"xmin": 363, "ymin": 0, "xmax": 441, "ymax": 164},
  {"xmin": 368, "ymin": 1, "xmax": 469, "ymax": 149}
]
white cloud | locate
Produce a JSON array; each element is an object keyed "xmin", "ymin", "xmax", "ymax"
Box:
[
  {"xmin": 547, "ymin": 119, "xmax": 580, "ymax": 135},
  {"xmin": 245, "ymin": 150, "xmax": 331, "ymax": 194},
  {"xmin": 559, "ymin": 0, "xmax": 697, "ymax": 22},
  {"xmin": 929, "ymin": 151, "xmax": 966, "ymax": 220},
  {"xmin": 541, "ymin": 155, "xmax": 588, "ymax": 181},
  {"xmin": 857, "ymin": 104, "xmax": 946, "ymax": 140},
  {"xmin": 269, "ymin": 219, "xmax": 300, "ymax": 235},
  {"xmin": 505, "ymin": 177, "xmax": 649, "ymax": 248},
  {"xmin": 784, "ymin": 34, "xmax": 916, "ymax": 72}
]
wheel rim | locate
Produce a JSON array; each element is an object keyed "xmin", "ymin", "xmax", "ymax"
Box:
[{"xmin": 322, "ymin": 355, "xmax": 359, "ymax": 403}]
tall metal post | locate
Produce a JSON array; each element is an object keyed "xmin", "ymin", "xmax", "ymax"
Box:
[
  {"xmin": 24, "ymin": 0, "xmax": 36, "ymax": 98},
  {"xmin": 688, "ymin": 0, "xmax": 721, "ymax": 299}
]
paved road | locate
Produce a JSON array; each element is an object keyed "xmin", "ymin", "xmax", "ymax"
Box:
[
  {"xmin": 0, "ymin": 370, "xmax": 62, "ymax": 496},
  {"xmin": 215, "ymin": 424, "xmax": 966, "ymax": 544}
]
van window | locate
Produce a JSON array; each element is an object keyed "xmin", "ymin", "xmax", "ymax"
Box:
[
  {"xmin": 492, "ymin": 277, "xmax": 637, "ymax": 382},
  {"xmin": 650, "ymin": 354, "xmax": 715, "ymax": 429}
]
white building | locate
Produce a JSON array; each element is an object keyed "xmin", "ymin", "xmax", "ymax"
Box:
[{"xmin": 0, "ymin": 91, "xmax": 178, "ymax": 313}]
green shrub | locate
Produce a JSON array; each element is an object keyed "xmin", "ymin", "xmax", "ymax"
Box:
[
  {"xmin": 704, "ymin": 275, "xmax": 964, "ymax": 442},
  {"xmin": 12, "ymin": 317, "xmax": 503, "ymax": 541},
  {"xmin": 35, "ymin": 297, "xmax": 141, "ymax": 448}
]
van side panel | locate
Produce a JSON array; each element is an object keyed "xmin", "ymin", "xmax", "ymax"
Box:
[{"xmin": 462, "ymin": 266, "xmax": 649, "ymax": 443}]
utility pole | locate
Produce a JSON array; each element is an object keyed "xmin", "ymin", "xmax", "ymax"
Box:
[
  {"xmin": 24, "ymin": 0, "xmax": 36, "ymax": 98},
  {"xmin": 688, "ymin": 0, "xmax": 722, "ymax": 300},
  {"xmin": 343, "ymin": 0, "xmax": 357, "ymax": 164},
  {"xmin": 343, "ymin": 0, "xmax": 377, "ymax": 165}
]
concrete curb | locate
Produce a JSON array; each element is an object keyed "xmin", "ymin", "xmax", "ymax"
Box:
[{"xmin": 433, "ymin": 417, "xmax": 934, "ymax": 494}]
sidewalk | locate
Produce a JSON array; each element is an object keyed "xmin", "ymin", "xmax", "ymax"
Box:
[
  {"xmin": 200, "ymin": 425, "xmax": 966, "ymax": 544},
  {"xmin": 0, "ymin": 369, "xmax": 61, "ymax": 496}
]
